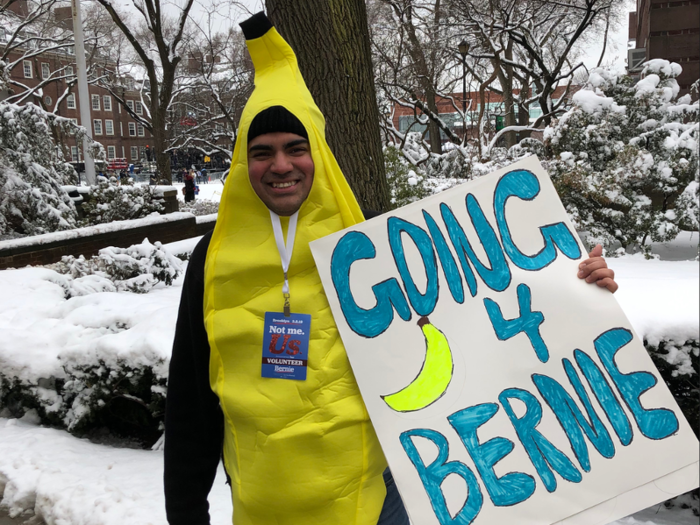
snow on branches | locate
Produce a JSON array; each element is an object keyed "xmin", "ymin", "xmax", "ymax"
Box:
[
  {"xmin": 0, "ymin": 102, "xmax": 80, "ymax": 239},
  {"xmin": 541, "ymin": 61, "xmax": 698, "ymax": 256}
]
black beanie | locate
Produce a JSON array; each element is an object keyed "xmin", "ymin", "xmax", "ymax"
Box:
[{"xmin": 247, "ymin": 106, "xmax": 308, "ymax": 143}]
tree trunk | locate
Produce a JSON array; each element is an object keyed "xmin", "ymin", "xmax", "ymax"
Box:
[
  {"xmin": 266, "ymin": 0, "xmax": 391, "ymax": 212},
  {"xmin": 425, "ymin": 87, "xmax": 443, "ymax": 154},
  {"xmin": 151, "ymin": 107, "xmax": 172, "ymax": 184}
]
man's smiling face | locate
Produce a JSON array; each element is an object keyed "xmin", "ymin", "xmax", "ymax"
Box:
[{"xmin": 247, "ymin": 132, "xmax": 315, "ymax": 216}]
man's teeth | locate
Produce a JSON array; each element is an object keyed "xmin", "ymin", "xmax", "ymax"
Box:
[{"xmin": 272, "ymin": 181, "xmax": 297, "ymax": 188}]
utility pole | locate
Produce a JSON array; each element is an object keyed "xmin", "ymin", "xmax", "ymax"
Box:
[{"xmin": 71, "ymin": 0, "xmax": 96, "ymax": 185}]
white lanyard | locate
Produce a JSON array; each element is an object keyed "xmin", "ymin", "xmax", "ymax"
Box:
[{"xmin": 270, "ymin": 210, "xmax": 299, "ymax": 316}]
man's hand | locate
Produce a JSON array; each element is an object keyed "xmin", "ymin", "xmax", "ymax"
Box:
[{"xmin": 577, "ymin": 244, "xmax": 618, "ymax": 293}]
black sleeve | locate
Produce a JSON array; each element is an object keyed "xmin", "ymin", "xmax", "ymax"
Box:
[
  {"xmin": 362, "ymin": 209, "xmax": 383, "ymax": 220},
  {"xmin": 164, "ymin": 231, "xmax": 224, "ymax": 525}
]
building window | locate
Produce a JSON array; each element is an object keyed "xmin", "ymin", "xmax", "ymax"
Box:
[
  {"xmin": 93, "ymin": 119, "xmax": 102, "ymax": 135},
  {"xmin": 130, "ymin": 146, "xmax": 138, "ymax": 160},
  {"xmin": 66, "ymin": 65, "xmax": 74, "ymax": 77},
  {"xmin": 41, "ymin": 63, "xmax": 50, "ymax": 80},
  {"xmin": 23, "ymin": 60, "xmax": 32, "ymax": 78},
  {"xmin": 128, "ymin": 122, "xmax": 136, "ymax": 136},
  {"xmin": 67, "ymin": 45, "xmax": 75, "ymax": 55},
  {"xmin": 126, "ymin": 100, "xmax": 134, "ymax": 112},
  {"xmin": 103, "ymin": 95, "xmax": 112, "ymax": 111},
  {"xmin": 140, "ymin": 146, "xmax": 146, "ymax": 159},
  {"xmin": 135, "ymin": 101, "xmax": 143, "ymax": 115},
  {"xmin": 92, "ymin": 94, "xmax": 100, "ymax": 111},
  {"xmin": 68, "ymin": 117, "xmax": 78, "ymax": 135},
  {"xmin": 107, "ymin": 146, "xmax": 116, "ymax": 160},
  {"xmin": 105, "ymin": 119, "xmax": 114, "ymax": 135},
  {"xmin": 126, "ymin": 78, "xmax": 135, "ymax": 90},
  {"xmin": 67, "ymin": 93, "xmax": 76, "ymax": 109},
  {"xmin": 120, "ymin": 122, "xmax": 123, "ymax": 137},
  {"xmin": 71, "ymin": 146, "xmax": 79, "ymax": 162},
  {"xmin": 137, "ymin": 124, "xmax": 145, "ymax": 137}
]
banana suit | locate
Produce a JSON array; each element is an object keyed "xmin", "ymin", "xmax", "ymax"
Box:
[{"xmin": 165, "ymin": 12, "xmax": 388, "ymax": 525}]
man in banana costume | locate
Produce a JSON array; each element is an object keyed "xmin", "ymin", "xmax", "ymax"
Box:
[
  {"xmin": 164, "ymin": 11, "xmax": 618, "ymax": 525},
  {"xmin": 164, "ymin": 11, "xmax": 405, "ymax": 525}
]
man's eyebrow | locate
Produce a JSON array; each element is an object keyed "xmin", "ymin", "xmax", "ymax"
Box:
[
  {"xmin": 284, "ymin": 139, "xmax": 309, "ymax": 148},
  {"xmin": 248, "ymin": 144, "xmax": 273, "ymax": 152}
]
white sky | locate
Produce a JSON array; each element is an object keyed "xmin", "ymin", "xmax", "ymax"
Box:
[{"xmin": 183, "ymin": 0, "xmax": 636, "ymax": 69}]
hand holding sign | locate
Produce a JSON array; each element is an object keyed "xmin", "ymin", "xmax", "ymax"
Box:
[{"xmin": 310, "ymin": 156, "xmax": 698, "ymax": 525}]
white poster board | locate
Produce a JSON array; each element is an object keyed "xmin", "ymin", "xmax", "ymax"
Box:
[{"xmin": 310, "ymin": 156, "xmax": 699, "ymax": 525}]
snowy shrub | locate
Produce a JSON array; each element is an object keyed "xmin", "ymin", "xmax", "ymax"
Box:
[
  {"xmin": 52, "ymin": 238, "xmax": 183, "ymax": 295},
  {"xmin": 385, "ymin": 145, "xmax": 431, "ymax": 208},
  {"xmin": 61, "ymin": 358, "xmax": 167, "ymax": 445},
  {"xmin": 422, "ymin": 147, "xmax": 472, "ymax": 181},
  {"xmin": 0, "ymin": 103, "xmax": 83, "ymax": 240},
  {"xmin": 646, "ymin": 337, "xmax": 699, "ymax": 439},
  {"xmin": 179, "ymin": 198, "xmax": 220, "ymax": 216},
  {"xmin": 542, "ymin": 60, "xmax": 699, "ymax": 256},
  {"xmin": 0, "ymin": 359, "xmax": 167, "ymax": 447},
  {"xmin": 80, "ymin": 176, "xmax": 163, "ymax": 226}
]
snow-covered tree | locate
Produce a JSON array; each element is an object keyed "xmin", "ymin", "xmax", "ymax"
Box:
[
  {"xmin": 0, "ymin": 101, "xmax": 100, "ymax": 239},
  {"xmin": 0, "ymin": 0, "xmax": 106, "ymax": 239},
  {"xmin": 93, "ymin": 0, "xmax": 196, "ymax": 184},
  {"xmin": 169, "ymin": 20, "xmax": 253, "ymax": 163},
  {"xmin": 541, "ymin": 61, "xmax": 699, "ymax": 255}
]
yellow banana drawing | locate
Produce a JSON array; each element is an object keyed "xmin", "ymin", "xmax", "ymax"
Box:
[{"xmin": 382, "ymin": 317, "xmax": 454, "ymax": 412}]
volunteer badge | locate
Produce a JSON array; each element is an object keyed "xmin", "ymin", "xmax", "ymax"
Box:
[{"xmin": 262, "ymin": 312, "xmax": 311, "ymax": 380}]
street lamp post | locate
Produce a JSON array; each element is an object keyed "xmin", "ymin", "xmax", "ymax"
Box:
[{"xmin": 458, "ymin": 40, "xmax": 469, "ymax": 137}]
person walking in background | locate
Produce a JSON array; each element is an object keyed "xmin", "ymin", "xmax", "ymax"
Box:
[{"xmin": 183, "ymin": 169, "xmax": 196, "ymax": 203}]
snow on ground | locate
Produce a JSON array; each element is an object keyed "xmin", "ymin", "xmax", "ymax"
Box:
[
  {"xmin": 170, "ymin": 181, "xmax": 224, "ymax": 203},
  {"xmin": 0, "ymin": 414, "xmax": 695, "ymax": 525},
  {"xmin": 0, "ymin": 234, "xmax": 697, "ymax": 524},
  {"xmin": 0, "ymin": 417, "xmax": 233, "ymax": 524}
]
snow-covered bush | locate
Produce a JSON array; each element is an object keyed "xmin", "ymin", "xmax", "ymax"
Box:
[
  {"xmin": 385, "ymin": 144, "xmax": 431, "ymax": 208},
  {"xmin": 646, "ymin": 337, "xmax": 699, "ymax": 438},
  {"xmin": 0, "ymin": 103, "xmax": 81, "ymax": 240},
  {"xmin": 60, "ymin": 357, "xmax": 167, "ymax": 444},
  {"xmin": 80, "ymin": 176, "xmax": 163, "ymax": 226},
  {"xmin": 52, "ymin": 238, "xmax": 183, "ymax": 295},
  {"xmin": 543, "ymin": 61, "xmax": 699, "ymax": 256},
  {"xmin": 0, "ymin": 357, "xmax": 167, "ymax": 447},
  {"xmin": 179, "ymin": 198, "xmax": 219, "ymax": 216}
]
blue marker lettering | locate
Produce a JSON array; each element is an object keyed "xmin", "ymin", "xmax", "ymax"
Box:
[
  {"xmin": 330, "ymin": 231, "xmax": 411, "ymax": 338},
  {"xmin": 493, "ymin": 170, "xmax": 581, "ymax": 270},
  {"xmin": 388, "ymin": 217, "xmax": 439, "ymax": 316},
  {"xmin": 423, "ymin": 210, "xmax": 465, "ymax": 304},
  {"xmin": 573, "ymin": 349, "xmax": 633, "ymax": 446},
  {"xmin": 400, "ymin": 428, "xmax": 483, "ymax": 525},
  {"xmin": 441, "ymin": 198, "xmax": 511, "ymax": 294},
  {"xmin": 532, "ymin": 364, "xmax": 615, "ymax": 472},
  {"xmin": 448, "ymin": 403, "xmax": 536, "ymax": 506},
  {"xmin": 594, "ymin": 328, "xmax": 679, "ymax": 440},
  {"xmin": 484, "ymin": 283, "xmax": 550, "ymax": 363},
  {"xmin": 499, "ymin": 388, "xmax": 582, "ymax": 492}
]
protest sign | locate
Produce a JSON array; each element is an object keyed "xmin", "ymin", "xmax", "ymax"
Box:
[{"xmin": 309, "ymin": 156, "xmax": 699, "ymax": 525}]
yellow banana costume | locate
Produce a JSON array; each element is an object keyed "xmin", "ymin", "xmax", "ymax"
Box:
[{"xmin": 203, "ymin": 12, "xmax": 388, "ymax": 525}]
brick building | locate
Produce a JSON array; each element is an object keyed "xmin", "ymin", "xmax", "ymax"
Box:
[
  {"xmin": 1, "ymin": 1, "xmax": 153, "ymax": 170},
  {"xmin": 629, "ymin": 0, "xmax": 700, "ymax": 95},
  {"xmin": 392, "ymin": 86, "xmax": 572, "ymax": 142}
]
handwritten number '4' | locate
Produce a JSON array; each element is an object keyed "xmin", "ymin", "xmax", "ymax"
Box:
[{"xmin": 484, "ymin": 284, "xmax": 550, "ymax": 363}]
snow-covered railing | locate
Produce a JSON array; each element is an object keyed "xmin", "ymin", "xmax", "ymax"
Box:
[{"xmin": 0, "ymin": 212, "xmax": 217, "ymax": 269}]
